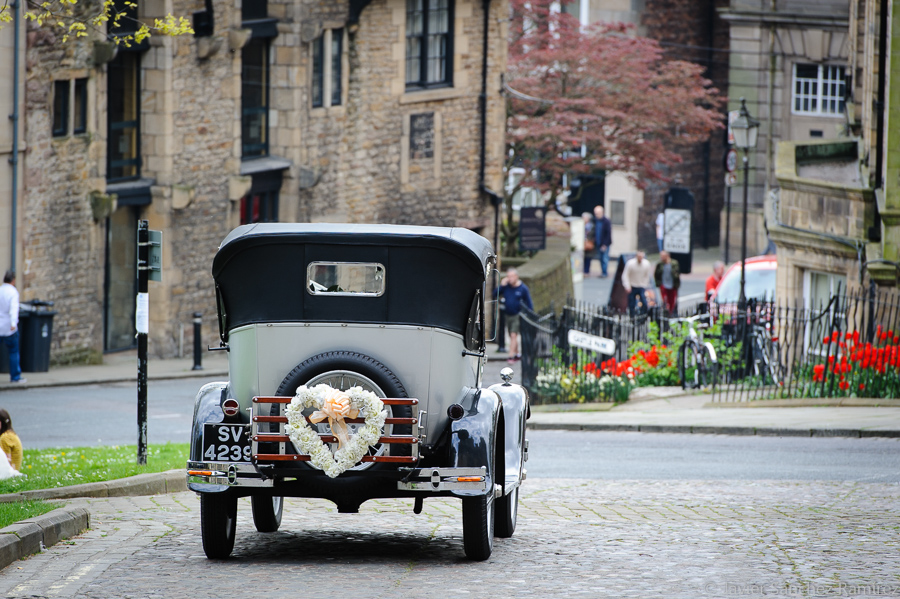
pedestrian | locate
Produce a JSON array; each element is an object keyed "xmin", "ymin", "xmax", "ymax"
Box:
[
  {"xmin": 0, "ymin": 409, "xmax": 22, "ymax": 474},
  {"xmin": 0, "ymin": 270, "xmax": 25, "ymax": 384},
  {"xmin": 622, "ymin": 251, "xmax": 653, "ymax": 316},
  {"xmin": 656, "ymin": 212, "xmax": 665, "ymax": 253},
  {"xmin": 582, "ymin": 212, "xmax": 595, "ymax": 276},
  {"xmin": 705, "ymin": 260, "xmax": 725, "ymax": 300},
  {"xmin": 498, "ymin": 268, "xmax": 533, "ymax": 364},
  {"xmin": 594, "ymin": 205, "xmax": 612, "ymax": 278},
  {"xmin": 654, "ymin": 251, "xmax": 681, "ymax": 315}
]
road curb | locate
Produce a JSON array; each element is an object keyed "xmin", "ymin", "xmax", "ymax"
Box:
[
  {"xmin": 0, "ymin": 369, "xmax": 228, "ymax": 391},
  {"xmin": 526, "ymin": 422, "xmax": 900, "ymax": 438},
  {"xmin": 0, "ymin": 506, "xmax": 90, "ymax": 573},
  {"xmin": 0, "ymin": 469, "xmax": 187, "ymax": 571}
]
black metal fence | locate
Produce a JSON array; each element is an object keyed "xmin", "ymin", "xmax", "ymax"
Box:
[
  {"xmin": 711, "ymin": 286, "xmax": 900, "ymax": 402},
  {"xmin": 520, "ymin": 301, "xmax": 696, "ymax": 404},
  {"xmin": 520, "ymin": 285, "xmax": 900, "ymax": 404}
]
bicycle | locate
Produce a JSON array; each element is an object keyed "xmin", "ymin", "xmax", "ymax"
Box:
[
  {"xmin": 747, "ymin": 320, "xmax": 783, "ymax": 386},
  {"xmin": 672, "ymin": 314, "xmax": 719, "ymax": 389}
]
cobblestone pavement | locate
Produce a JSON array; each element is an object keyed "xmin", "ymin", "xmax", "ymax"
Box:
[{"xmin": 1, "ymin": 479, "xmax": 898, "ymax": 598}]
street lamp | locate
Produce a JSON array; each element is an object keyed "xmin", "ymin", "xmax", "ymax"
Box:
[{"xmin": 731, "ymin": 97, "xmax": 760, "ymax": 309}]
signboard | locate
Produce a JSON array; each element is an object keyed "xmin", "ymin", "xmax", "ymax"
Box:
[
  {"xmin": 663, "ymin": 208, "xmax": 691, "ymax": 254},
  {"xmin": 725, "ymin": 173, "xmax": 737, "ymax": 187},
  {"xmin": 519, "ymin": 207, "xmax": 546, "ymax": 252},
  {"xmin": 148, "ymin": 230, "xmax": 163, "ymax": 282},
  {"xmin": 567, "ymin": 329, "xmax": 616, "ymax": 355},
  {"xmin": 725, "ymin": 148, "xmax": 738, "ymax": 173},
  {"xmin": 727, "ymin": 110, "xmax": 739, "ymax": 146}
]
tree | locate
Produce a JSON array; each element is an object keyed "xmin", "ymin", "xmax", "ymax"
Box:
[
  {"xmin": 0, "ymin": 0, "xmax": 192, "ymax": 44},
  {"xmin": 502, "ymin": 0, "xmax": 723, "ymax": 255}
]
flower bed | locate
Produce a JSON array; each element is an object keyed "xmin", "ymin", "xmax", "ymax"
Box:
[{"xmin": 793, "ymin": 327, "xmax": 900, "ymax": 398}]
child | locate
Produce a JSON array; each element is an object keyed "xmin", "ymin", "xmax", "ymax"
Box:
[{"xmin": 0, "ymin": 409, "xmax": 22, "ymax": 473}]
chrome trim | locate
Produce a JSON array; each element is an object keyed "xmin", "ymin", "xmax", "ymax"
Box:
[
  {"xmin": 186, "ymin": 460, "xmax": 272, "ymax": 488},
  {"xmin": 396, "ymin": 466, "xmax": 487, "ymax": 492}
]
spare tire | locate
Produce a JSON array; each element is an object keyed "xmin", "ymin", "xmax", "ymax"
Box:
[{"xmin": 275, "ymin": 351, "xmax": 413, "ymax": 471}]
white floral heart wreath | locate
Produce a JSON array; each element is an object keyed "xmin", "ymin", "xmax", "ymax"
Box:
[{"xmin": 284, "ymin": 384, "xmax": 388, "ymax": 478}]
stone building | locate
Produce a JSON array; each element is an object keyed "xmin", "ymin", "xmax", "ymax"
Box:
[
  {"xmin": 720, "ymin": 0, "xmax": 853, "ymax": 261},
  {"xmin": 768, "ymin": 0, "xmax": 900, "ymax": 306},
  {"xmin": 0, "ymin": 0, "xmax": 508, "ymax": 362}
]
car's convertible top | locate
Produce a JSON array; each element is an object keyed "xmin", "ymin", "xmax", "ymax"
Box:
[{"xmin": 212, "ymin": 223, "xmax": 495, "ymax": 340}]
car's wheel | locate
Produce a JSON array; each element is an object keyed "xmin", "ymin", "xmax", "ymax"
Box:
[
  {"xmin": 494, "ymin": 484, "xmax": 518, "ymax": 538},
  {"xmin": 462, "ymin": 491, "xmax": 494, "ymax": 561},
  {"xmin": 251, "ymin": 495, "xmax": 283, "ymax": 533},
  {"xmin": 200, "ymin": 493, "xmax": 237, "ymax": 559},
  {"xmin": 276, "ymin": 352, "xmax": 412, "ymax": 471}
]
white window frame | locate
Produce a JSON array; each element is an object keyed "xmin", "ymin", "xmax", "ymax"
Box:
[{"xmin": 791, "ymin": 63, "xmax": 846, "ymax": 117}]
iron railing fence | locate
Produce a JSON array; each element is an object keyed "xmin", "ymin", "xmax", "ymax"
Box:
[
  {"xmin": 711, "ymin": 286, "xmax": 900, "ymax": 401},
  {"xmin": 520, "ymin": 301, "xmax": 700, "ymax": 404}
]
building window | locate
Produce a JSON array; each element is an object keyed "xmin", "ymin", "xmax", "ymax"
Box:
[
  {"xmin": 609, "ymin": 200, "xmax": 626, "ymax": 226},
  {"xmin": 242, "ymin": 38, "xmax": 270, "ymax": 158},
  {"xmin": 792, "ymin": 64, "xmax": 846, "ymax": 116},
  {"xmin": 331, "ymin": 28, "xmax": 343, "ymax": 106},
  {"xmin": 405, "ymin": 0, "xmax": 452, "ymax": 89},
  {"xmin": 240, "ymin": 171, "xmax": 282, "ymax": 224},
  {"xmin": 52, "ymin": 80, "xmax": 70, "ymax": 137},
  {"xmin": 312, "ymin": 29, "xmax": 343, "ymax": 108},
  {"xmin": 107, "ymin": 51, "xmax": 141, "ymax": 181},
  {"xmin": 806, "ymin": 270, "xmax": 846, "ymax": 309},
  {"xmin": 73, "ymin": 78, "xmax": 88, "ymax": 134}
]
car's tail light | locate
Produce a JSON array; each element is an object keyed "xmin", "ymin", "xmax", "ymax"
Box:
[{"xmin": 222, "ymin": 398, "xmax": 240, "ymax": 417}]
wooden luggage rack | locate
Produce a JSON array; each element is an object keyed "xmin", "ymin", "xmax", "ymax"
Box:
[{"xmin": 250, "ymin": 396, "xmax": 422, "ymax": 465}]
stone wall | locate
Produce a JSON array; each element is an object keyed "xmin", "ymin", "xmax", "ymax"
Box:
[
  {"xmin": 14, "ymin": 0, "xmax": 508, "ymax": 361},
  {"xmin": 517, "ymin": 235, "xmax": 574, "ymax": 315}
]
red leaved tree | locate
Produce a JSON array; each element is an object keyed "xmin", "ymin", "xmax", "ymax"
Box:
[{"xmin": 503, "ymin": 0, "xmax": 724, "ymax": 254}]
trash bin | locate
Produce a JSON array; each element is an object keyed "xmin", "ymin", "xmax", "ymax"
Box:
[{"xmin": 18, "ymin": 300, "xmax": 56, "ymax": 372}]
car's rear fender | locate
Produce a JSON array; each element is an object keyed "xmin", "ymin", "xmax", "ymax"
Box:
[
  {"xmin": 188, "ymin": 382, "xmax": 231, "ymax": 493},
  {"xmin": 449, "ymin": 388, "xmax": 500, "ymax": 498},
  {"xmin": 490, "ymin": 382, "xmax": 528, "ymax": 492}
]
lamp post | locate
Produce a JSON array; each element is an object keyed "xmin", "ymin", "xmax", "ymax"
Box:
[{"xmin": 730, "ymin": 98, "xmax": 760, "ymax": 310}]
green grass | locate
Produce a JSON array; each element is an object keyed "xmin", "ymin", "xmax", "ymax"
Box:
[
  {"xmin": 0, "ymin": 443, "xmax": 189, "ymax": 495},
  {"xmin": 0, "ymin": 499, "xmax": 57, "ymax": 529}
]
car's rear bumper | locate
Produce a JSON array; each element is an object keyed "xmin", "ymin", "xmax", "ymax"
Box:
[{"xmin": 186, "ymin": 461, "xmax": 489, "ymax": 494}]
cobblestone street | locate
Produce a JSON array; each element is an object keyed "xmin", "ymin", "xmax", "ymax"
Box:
[{"xmin": 1, "ymin": 478, "xmax": 898, "ymax": 598}]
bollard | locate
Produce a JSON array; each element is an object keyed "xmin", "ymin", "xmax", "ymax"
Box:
[{"xmin": 192, "ymin": 312, "xmax": 203, "ymax": 371}]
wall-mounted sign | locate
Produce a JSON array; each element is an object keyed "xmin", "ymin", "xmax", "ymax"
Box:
[{"xmin": 567, "ymin": 329, "xmax": 616, "ymax": 355}]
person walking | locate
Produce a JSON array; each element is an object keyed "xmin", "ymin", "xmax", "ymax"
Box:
[
  {"xmin": 0, "ymin": 270, "xmax": 25, "ymax": 383},
  {"xmin": 705, "ymin": 260, "xmax": 725, "ymax": 300},
  {"xmin": 582, "ymin": 212, "xmax": 595, "ymax": 276},
  {"xmin": 654, "ymin": 251, "xmax": 681, "ymax": 315},
  {"xmin": 594, "ymin": 205, "xmax": 612, "ymax": 278},
  {"xmin": 655, "ymin": 212, "xmax": 665, "ymax": 253},
  {"xmin": 0, "ymin": 409, "xmax": 22, "ymax": 474},
  {"xmin": 622, "ymin": 251, "xmax": 653, "ymax": 316},
  {"xmin": 498, "ymin": 268, "xmax": 533, "ymax": 363}
]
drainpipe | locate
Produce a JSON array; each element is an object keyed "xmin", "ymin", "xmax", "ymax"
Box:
[
  {"xmin": 9, "ymin": 0, "xmax": 20, "ymax": 270},
  {"xmin": 764, "ymin": 0, "xmax": 776, "ymax": 200},
  {"xmin": 477, "ymin": 0, "xmax": 502, "ymax": 253},
  {"xmin": 875, "ymin": 0, "xmax": 888, "ymax": 190}
]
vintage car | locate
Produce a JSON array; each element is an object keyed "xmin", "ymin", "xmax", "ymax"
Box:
[{"xmin": 186, "ymin": 223, "xmax": 529, "ymax": 561}]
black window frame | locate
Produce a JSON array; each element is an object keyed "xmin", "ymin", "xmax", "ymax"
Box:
[
  {"xmin": 405, "ymin": 0, "xmax": 453, "ymax": 90},
  {"xmin": 331, "ymin": 28, "xmax": 343, "ymax": 106},
  {"xmin": 73, "ymin": 78, "xmax": 88, "ymax": 134},
  {"xmin": 311, "ymin": 34, "xmax": 325, "ymax": 108},
  {"xmin": 241, "ymin": 37, "xmax": 271, "ymax": 158},
  {"xmin": 107, "ymin": 50, "xmax": 142, "ymax": 182},
  {"xmin": 52, "ymin": 80, "xmax": 70, "ymax": 137}
]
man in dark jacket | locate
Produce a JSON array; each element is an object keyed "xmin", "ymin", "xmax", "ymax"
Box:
[
  {"xmin": 594, "ymin": 205, "xmax": 613, "ymax": 278},
  {"xmin": 498, "ymin": 268, "xmax": 533, "ymax": 363}
]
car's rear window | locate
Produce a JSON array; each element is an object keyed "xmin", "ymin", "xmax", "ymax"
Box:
[
  {"xmin": 307, "ymin": 262, "xmax": 386, "ymax": 296},
  {"xmin": 715, "ymin": 265, "xmax": 776, "ymax": 304}
]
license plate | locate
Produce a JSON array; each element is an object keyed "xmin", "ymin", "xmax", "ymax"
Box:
[{"xmin": 202, "ymin": 423, "xmax": 251, "ymax": 463}]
